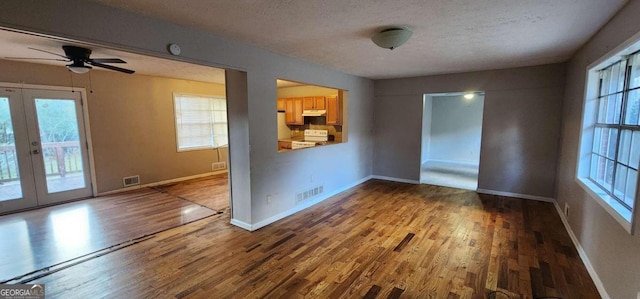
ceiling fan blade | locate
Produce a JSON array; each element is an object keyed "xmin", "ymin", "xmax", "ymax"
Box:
[
  {"xmin": 28, "ymin": 47, "xmax": 69, "ymax": 59},
  {"xmin": 89, "ymin": 58, "xmax": 127, "ymax": 64},
  {"xmin": 4, "ymin": 57, "xmax": 68, "ymax": 61},
  {"xmin": 88, "ymin": 61, "xmax": 135, "ymax": 74}
]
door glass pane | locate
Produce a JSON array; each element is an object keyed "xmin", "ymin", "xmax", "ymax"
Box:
[
  {"xmin": 0, "ymin": 98, "xmax": 22, "ymax": 201},
  {"xmin": 35, "ymin": 99, "xmax": 85, "ymax": 193}
]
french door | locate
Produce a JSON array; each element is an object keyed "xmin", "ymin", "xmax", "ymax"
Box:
[{"xmin": 0, "ymin": 87, "xmax": 92, "ymax": 213}]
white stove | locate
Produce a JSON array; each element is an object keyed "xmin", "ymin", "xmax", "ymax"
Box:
[
  {"xmin": 304, "ymin": 129, "xmax": 328, "ymax": 142},
  {"xmin": 291, "ymin": 130, "xmax": 328, "ymax": 149}
]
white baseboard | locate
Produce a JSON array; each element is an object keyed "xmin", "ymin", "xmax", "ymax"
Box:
[
  {"xmin": 553, "ymin": 202, "xmax": 610, "ymax": 299},
  {"xmin": 476, "ymin": 188, "xmax": 555, "ymax": 202},
  {"xmin": 423, "ymin": 158, "xmax": 480, "ymax": 167},
  {"xmin": 371, "ymin": 175, "xmax": 420, "ymax": 184},
  {"xmin": 233, "ymin": 175, "xmax": 373, "ymax": 231},
  {"xmin": 229, "ymin": 218, "xmax": 252, "ymax": 231},
  {"xmin": 97, "ymin": 170, "xmax": 228, "ymax": 196}
]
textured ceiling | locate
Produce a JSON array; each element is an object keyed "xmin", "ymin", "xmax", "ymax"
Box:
[
  {"xmin": 86, "ymin": 0, "xmax": 629, "ymax": 79},
  {"xmin": 0, "ymin": 30, "xmax": 226, "ymax": 84}
]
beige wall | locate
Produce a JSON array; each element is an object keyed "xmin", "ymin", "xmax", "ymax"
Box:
[{"xmin": 0, "ymin": 59, "xmax": 227, "ymax": 193}]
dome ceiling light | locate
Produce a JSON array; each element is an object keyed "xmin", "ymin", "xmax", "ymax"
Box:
[{"xmin": 371, "ymin": 27, "xmax": 413, "ymax": 50}]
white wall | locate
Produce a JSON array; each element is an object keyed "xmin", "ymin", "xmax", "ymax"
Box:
[
  {"xmin": 426, "ymin": 95, "xmax": 484, "ymax": 164},
  {"xmin": 0, "ymin": 0, "xmax": 374, "ymax": 228},
  {"xmin": 555, "ymin": 1, "xmax": 640, "ymax": 298},
  {"xmin": 420, "ymin": 96, "xmax": 432, "ymax": 163},
  {"xmin": 374, "ymin": 64, "xmax": 565, "ymax": 198}
]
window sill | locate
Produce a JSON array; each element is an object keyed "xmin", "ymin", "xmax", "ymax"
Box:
[{"xmin": 576, "ymin": 177, "xmax": 634, "ymax": 234}]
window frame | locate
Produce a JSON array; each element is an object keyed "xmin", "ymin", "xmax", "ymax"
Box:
[
  {"xmin": 173, "ymin": 92, "xmax": 228, "ymax": 152},
  {"xmin": 576, "ymin": 33, "xmax": 640, "ymax": 234}
]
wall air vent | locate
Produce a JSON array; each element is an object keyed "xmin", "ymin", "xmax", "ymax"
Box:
[
  {"xmin": 123, "ymin": 175, "xmax": 140, "ymax": 187},
  {"xmin": 212, "ymin": 162, "xmax": 227, "ymax": 170}
]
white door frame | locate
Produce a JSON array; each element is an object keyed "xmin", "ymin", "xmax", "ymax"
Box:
[{"xmin": 1, "ymin": 82, "xmax": 98, "ymax": 199}]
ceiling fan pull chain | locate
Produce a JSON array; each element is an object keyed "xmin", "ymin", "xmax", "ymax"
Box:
[
  {"xmin": 68, "ymin": 70, "xmax": 75, "ymax": 93},
  {"xmin": 88, "ymin": 71, "xmax": 94, "ymax": 93}
]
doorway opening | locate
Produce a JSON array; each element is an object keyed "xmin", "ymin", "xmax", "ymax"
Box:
[
  {"xmin": 420, "ymin": 92, "xmax": 484, "ymax": 190},
  {"xmin": 0, "ymin": 28, "xmax": 233, "ymax": 215}
]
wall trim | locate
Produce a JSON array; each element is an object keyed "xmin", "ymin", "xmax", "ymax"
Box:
[
  {"xmin": 229, "ymin": 218, "xmax": 252, "ymax": 231},
  {"xmin": 422, "ymin": 158, "xmax": 480, "ymax": 167},
  {"xmin": 476, "ymin": 189, "xmax": 555, "ymax": 202},
  {"xmin": 233, "ymin": 175, "xmax": 373, "ymax": 231},
  {"xmin": 97, "ymin": 170, "xmax": 228, "ymax": 196},
  {"xmin": 371, "ymin": 175, "xmax": 420, "ymax": 184},
  {"xmin": 552, "ymin": 202, "xmax": 610, "ymax": 299}
]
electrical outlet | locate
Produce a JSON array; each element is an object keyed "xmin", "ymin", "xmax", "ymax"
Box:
[
  {"xmin": 564, "ymin": 203, "xmax": 570, "ymax": 218},
  {"xmin": 267, "ymin": 195, "xmax": 272, "ymax": 204}
]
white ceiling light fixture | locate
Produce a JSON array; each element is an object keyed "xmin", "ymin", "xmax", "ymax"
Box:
[
  {"xmin": 464, "ymin": 93, "xmax": 475, "ymax": 100},
  {"xmin": 371, "ymin": 27, "xmax": 413, "ymax": 50},
  {"xmin": 66, "ymin": 61, "xmax": 92, "ymax": 74}
]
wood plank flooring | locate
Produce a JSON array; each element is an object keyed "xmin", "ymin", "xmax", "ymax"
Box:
[
  {"xmin": 153, "ymin": 173, "xmax": 230, "ymax": 212},
  {"xmin": 0, "ymin": 187, "xmax": 217, "ymax": 283},
  {"xmin": 22, "ymin": 179, "xmax": 598, "ymax": 298}
]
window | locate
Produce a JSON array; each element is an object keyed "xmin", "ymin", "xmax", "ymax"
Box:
[
  {"xmin": 578, "ymin": 46, "xmax": 640, "ymax": 233},
  {"xmin": 173, "ymin": 93, "xmax": 227, "ymax": 151}
]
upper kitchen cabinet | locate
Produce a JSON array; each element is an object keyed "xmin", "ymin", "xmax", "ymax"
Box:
[
  {"xmin": 326, "ymin": 95, "xmax": 341, "ymax": 125},
  {"xmin": 303, "ymin": 96, "xmax": 326, "ymax": 110},
  {"xmin": 277, "ymin": 98, "xmax": 286, "ymax": 111},
  {"xmin": 285, "ymin": 97, "xmax": 304, "ymax": 125}
]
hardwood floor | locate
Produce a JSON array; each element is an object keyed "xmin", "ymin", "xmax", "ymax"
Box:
[
  {"xmin": 24, "ymin": 179, "xmax": 598, "ymax": 298},
  {"xmin": 0, "ymin": 186, "xmax": 217, "ymax": 283},
  {"xmin": 153, "ymin": 173, "xmax": 230, "ymax": 212}
]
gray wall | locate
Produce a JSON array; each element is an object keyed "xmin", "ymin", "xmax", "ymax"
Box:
[
  {"xmin": 0, "ymin": 0, "xmax": 374, "ymax": 227},
  {"xmin": 427, "ymin": 95, "xmax": 484, "ymax": 164},
  {"xmin": 556, "ymin": 0, "xmax": 640, "ymax": 298},
  {"xmin": 374, "ymin": 64, "xmax": 565, "ymax": 198}
]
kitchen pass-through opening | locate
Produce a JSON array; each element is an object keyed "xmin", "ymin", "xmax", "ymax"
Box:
[{"xmin": 420, "ymin": 92, "xmax": 484, "ymax": 190}]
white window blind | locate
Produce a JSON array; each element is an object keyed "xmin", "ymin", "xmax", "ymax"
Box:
[{"xmin": 174, "ymin": 93, "xmax": 227, "ymax": 151}]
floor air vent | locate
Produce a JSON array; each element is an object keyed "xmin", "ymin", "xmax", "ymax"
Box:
[{"xmin": 123, "ymin": 175, "xmax": 140, "ymax": 187}]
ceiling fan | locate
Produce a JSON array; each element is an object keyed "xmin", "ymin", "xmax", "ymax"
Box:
[{"xmin": 6, "ymin": 45, "xmax": 135, "ymax": 74}]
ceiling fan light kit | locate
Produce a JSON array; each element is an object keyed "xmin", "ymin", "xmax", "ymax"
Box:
[
  {"xmin": 6, "ymin": 45, "xmax": 135, "ymax": 74},
  {"xmin": 372, "ymin": 27, "xmax": 413, "ymax": 50},
  {"xmin": 66, "ymin": 60, "xmax": 92, "ymax": 74}
]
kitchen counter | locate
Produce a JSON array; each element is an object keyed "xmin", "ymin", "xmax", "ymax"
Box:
[{"xmin": 278, "ymin": 139, "xmax": 341, "ymax": 152}]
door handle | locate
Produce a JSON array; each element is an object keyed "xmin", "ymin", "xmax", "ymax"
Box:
[{"xmin": 32, "ymin": 149, "xmax": 40, "ymax": 154}]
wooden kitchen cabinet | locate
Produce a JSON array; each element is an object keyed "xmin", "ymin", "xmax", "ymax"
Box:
[
  {"xmin": 285, "ymin": 97, "xmax": 304, "ymax": 125},
  {"xmin": 303, "ymin": 96, "xmax": 326, "ymax": 110},
  {"xmin": 277, "ymin": 98, "xmax": 286, "ymax": 111},
  {"xmin": 326, "ymin": 95, "xmax": 341, "ymax": 125}
]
